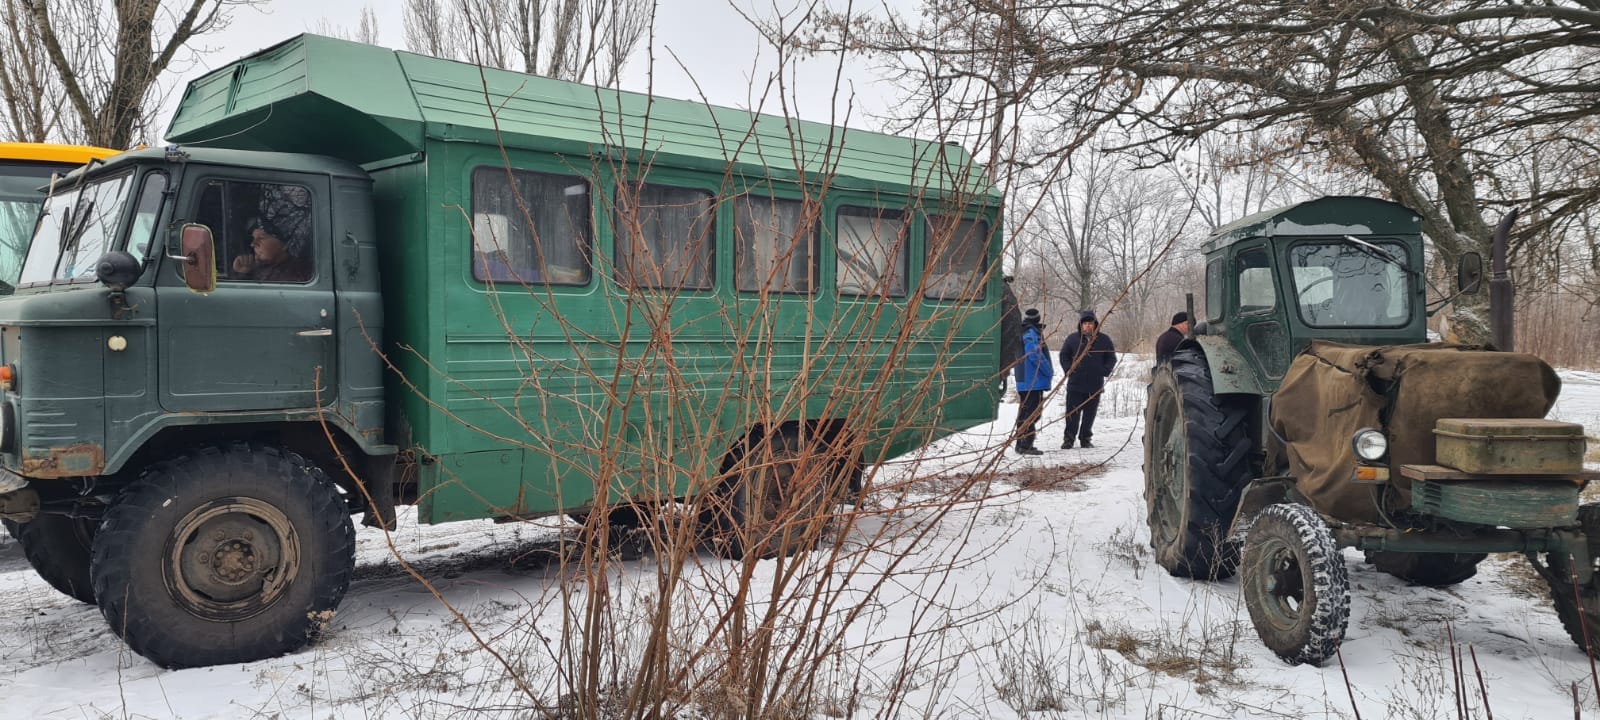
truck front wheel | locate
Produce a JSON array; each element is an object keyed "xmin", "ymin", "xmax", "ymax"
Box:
[
  {"xmin": 90, "ymin": 444, "xmax": 355, "ymax": 668},
  {"xmin": 3, "ymin": 514, "xmax": 98, "ymax": 604}
]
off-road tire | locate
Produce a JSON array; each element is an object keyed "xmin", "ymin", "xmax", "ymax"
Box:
[
  {"xmin": 714, "ymin": 427, "xmax": 834, "ymax": 560},
  {"xmin": 1240, "ymin": 503, "xmax": 1350, "ymax": 666},
  {"xmin": 1364, "ymin": 550, "xmax": 1485, "ymax": 587},
  {"xmin": 91, "ymin": 444, "xmax": 355, "ymax": 668},
  {"xmin": 3, "ymin": 515, "xmax": 99, "ymax": 604},
  {"xmin": 1543, "ymin": 504, "xmax": 1600, "ymax": 656},
  {"xmin": 1144, "ymin": 346, "xmax": 1253, "ymax": 580}
]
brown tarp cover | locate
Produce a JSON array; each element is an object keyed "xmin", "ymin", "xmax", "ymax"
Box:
[{"xmin": 1269, "ymin": 341, "xmax": 1561, "ymax": 524}]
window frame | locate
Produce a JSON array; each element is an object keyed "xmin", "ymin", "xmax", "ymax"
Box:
[
  {"xmin": 1286, "ymin": 238, "xmax": 1414, "ymax": 329},
  {"xmin": 1204, "ymin": 257, "xmax": 1224, "ymax": 322},
  {"xmin": 467, "ymin": 165, "xmax": 594, "ymax": 288},
  {"xmin": 203, "ymin": 178, "xmax": 319, "ymax": 286},
  {"xmin": 1233, "ymin": 246, "xmax": 1276, "ymax": 317}
]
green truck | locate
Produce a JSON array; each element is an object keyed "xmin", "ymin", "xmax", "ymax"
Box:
[{"xmin": 0, "ymin": 35, "xmax": 1003, "ymax": 668}]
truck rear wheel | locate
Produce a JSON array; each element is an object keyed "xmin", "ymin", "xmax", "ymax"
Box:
[
  {"xmin": 1240, "ymin": 503, "xmax": 1350, "ymax": 666},
  {"xmin": 1364, "ymin": 550, "xmax": 1485, "ymax": 587},
  {"xmin": 90, "ymin": 444, "xmax": 355, "ymax": 668},
  {"xmin": 3, "ymin": 514, "xmax": 99, "ymax": 604},
  {"xmin": 1144, "ymin": 347, "xmax": 1252, "ymax": 579},
  {"xmin": 714, "ymin": 427, "xmax": 835, "ymax": 560}
]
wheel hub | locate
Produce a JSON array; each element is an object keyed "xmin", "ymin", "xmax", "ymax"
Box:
[
  {"xmin": 1255, "ymin": 539, "xmax": 1306, "ymax": 626},
  {"xmin": 166, "ymin": 498, "xmax": 299, "ymax": 620}
]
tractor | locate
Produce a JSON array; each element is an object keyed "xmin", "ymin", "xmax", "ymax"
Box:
[{"xmin": 1145, "ymin": 196, "xmax": 1600, "ymax": 665}]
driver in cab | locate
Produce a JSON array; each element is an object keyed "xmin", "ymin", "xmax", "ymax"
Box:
[{"xmin": 231, "ymin": 217, "xmax": 311, "ymax": 282}]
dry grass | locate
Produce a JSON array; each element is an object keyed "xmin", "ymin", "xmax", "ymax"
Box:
[
  {"xmin": 1586, "ymin": 435, "xmax": 1599, "ymax": 465},
  {"xmin": 1084, "ymin": 618, "xmax": 1246, "ymax": 694},
  {"xmin": 1009, "ymin": 463, "xmax": 1102, "ymax": 492},
  {"xmin": 1489, "ymin": 553, "xmax": 1555, "ymax": 604}
]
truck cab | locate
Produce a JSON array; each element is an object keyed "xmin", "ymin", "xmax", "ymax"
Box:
[{"xmin": 0, "ymin": 147, "xmax": 387, "ymax": 492}]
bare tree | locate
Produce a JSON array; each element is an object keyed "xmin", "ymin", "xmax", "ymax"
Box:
[
  {"xmin": 316, "ymin": 4, "xmax": 382, "ymax": 45},
  {"xmin": 814, "ymin": 1, "xmax": 1600, "ymax": 343},
  {"xmin": 404, "ymin": 0, "xmax": 650, "ymax": 85},
  {"xmin": 6, "ymin": 0, "xmax": 258, "ymax": 148}
]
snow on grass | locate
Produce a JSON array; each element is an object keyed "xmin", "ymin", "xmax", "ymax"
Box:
[{"xmin": 4, "ymin": 358, "xmax": 1600, "ymax": 718}]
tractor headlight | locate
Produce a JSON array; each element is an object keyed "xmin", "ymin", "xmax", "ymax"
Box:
[{"xmin": 1352, "ymin": 428, "xmax": 1388, "ymax": 461}]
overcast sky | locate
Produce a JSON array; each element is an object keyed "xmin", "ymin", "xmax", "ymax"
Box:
[{"xmin": 162, "ymin": 0, "xmax": 907, "ymax": 141}]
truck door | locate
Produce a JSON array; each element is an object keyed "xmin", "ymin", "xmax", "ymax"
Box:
[{"xmin": 157, "ymin": 175, "xmax": 338, "ymax": 412}]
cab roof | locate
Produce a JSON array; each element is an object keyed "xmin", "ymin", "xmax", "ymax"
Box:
[{"xmin": 1202, "ymin": 196, "xmax": 1423, "ymax": 254}]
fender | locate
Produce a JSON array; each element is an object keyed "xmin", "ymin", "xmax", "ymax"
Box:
[{"xmin": 1181, "ymin": 335, "xmax": 1265, "ymax": 396}]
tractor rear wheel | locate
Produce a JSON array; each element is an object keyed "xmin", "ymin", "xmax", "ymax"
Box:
[{"xmin": 1144, "ymin": 347, "xmax": 1253, "ymax": 580}]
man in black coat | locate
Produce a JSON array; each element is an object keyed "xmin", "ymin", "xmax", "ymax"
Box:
[
  {"xmin": 1058, "ymin": 310, "xmax": 1117, "ymax": 448},
  {"xmin": 1154, "ymin": 312, "xmax": 1190, "ymax": 367}
]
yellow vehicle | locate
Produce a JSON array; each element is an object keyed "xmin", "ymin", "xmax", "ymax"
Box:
[{"xmin": 0, "ymin": 143, "xmax": 118, "ymax": 292}]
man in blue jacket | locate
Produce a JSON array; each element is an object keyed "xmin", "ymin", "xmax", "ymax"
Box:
[
  {"xmin": 1012, "ymin": 308, "xmax": 1053, "ymax": 456},
  {"xmin": 1058, "ymin": 310, "xmax": 1117, "ymax": 448}
]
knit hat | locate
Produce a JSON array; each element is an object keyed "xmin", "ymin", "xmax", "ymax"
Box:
[
  {"xmin": 1023, "ymin": 308, "xmax": 1043, "ymax": 328},
  {"xmin": 1079, "ymin": 310, "xmax": 1098, "ymax": 325},
  {"xmin": 1171, "ymin": 311, "xmax": 1189, "ymax": 326},
  {"xmin": 247, "ymin": 215, "xmax": 308, "ymax": 258}
]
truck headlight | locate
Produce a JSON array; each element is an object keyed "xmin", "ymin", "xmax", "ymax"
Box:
[{"xmin": 1352, "ymin": 428, "xmax": 1388, "ymax": 461}]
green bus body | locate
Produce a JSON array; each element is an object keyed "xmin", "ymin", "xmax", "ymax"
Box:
[{"xmin": 0, "ymin": 35, "xmax": 1002, "ymax": 526}]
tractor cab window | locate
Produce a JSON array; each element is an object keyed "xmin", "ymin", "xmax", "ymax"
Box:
[
  {"xmin": 1289, "ymin": 241, "xmax": 1410, "ymax": 327},
  {"xmin": 1235, "ymin": 248, "xmax": 1275, "ymax": 314},
  {"xmin": 1205, "ymin": 258, "xmax": 1223, "ymax": 321}
]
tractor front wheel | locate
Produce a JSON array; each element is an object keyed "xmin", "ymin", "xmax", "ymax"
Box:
[{"xmin": 1240, "ymin": 503, "xmax": 1350, "ymax": 666}]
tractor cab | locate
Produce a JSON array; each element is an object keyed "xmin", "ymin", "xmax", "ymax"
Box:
[{"xmin": 1194, "ymin": 196, "xmax": 1439, "ymax": 390}]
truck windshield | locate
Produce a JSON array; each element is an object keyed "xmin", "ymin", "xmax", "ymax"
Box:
[
  {"xmin": 0, "ymin": 162, "xmax": 59, "ymax": 290},
  {"xmin": 1289, "ymin": 240, "xmax": 1412, "ymax": 328},
  {"xmin": 18, "ymin": 171, "xmax": 134, "ymax": 286}
]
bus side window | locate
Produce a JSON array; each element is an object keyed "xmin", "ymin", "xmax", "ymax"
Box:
[
  {"xmin": 925, "ymin": 215, "xmax": 988, "ymax": 301},
  {"xmin": 614, "ymin": 181, "xmax": 715, "ymax": 290},
  {"xmin": 837, "ymin": 206, "xmax": 907, "ymax": 298}
]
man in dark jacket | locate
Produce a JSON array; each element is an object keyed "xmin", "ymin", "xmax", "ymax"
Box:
[
  {"xmin": 1012, "ymin": 308, "xmax": 1053, "ymax": 455},
  {"xmin": 1154, "ymin": 312, "xmax": 1189, "ymax": 367},
  {"xmin": 1058, "ymin": 310, "xmax": 1116, "ymax": 448}
]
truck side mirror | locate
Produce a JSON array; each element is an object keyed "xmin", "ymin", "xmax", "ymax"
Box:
[
  {"xmin": 171, "ymin": 224, "xmax": 217, "ymax": 294},
  {"xmin": 1457, "ymin": 251, "xmax": 1483, "ymax": 295}
]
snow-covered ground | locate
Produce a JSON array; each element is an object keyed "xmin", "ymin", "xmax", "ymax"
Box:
[{"xmin": 3, "ymin": 359, "xmax": 1600, "ymax": 718}]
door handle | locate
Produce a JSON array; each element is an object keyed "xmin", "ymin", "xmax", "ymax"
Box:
[{"xmin": 297, "ymin": 328, "xmax": 334, "ymax": 337}]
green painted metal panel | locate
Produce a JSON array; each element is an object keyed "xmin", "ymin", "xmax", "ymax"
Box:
[
  {"xmin": 1411, "ymin": 479, "xmax": 1579, "ymax": 528},
  {"xmin": 1201, "ymin": 196, "xmax": 1423, "ymax": 254},
  {"xmin": 168, "ymin": 34, "xmax": 999, "ymax": 203},
  {"xmin": 1193, "ymin": 335, "xmax": 1264, "ymax": 396}
]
